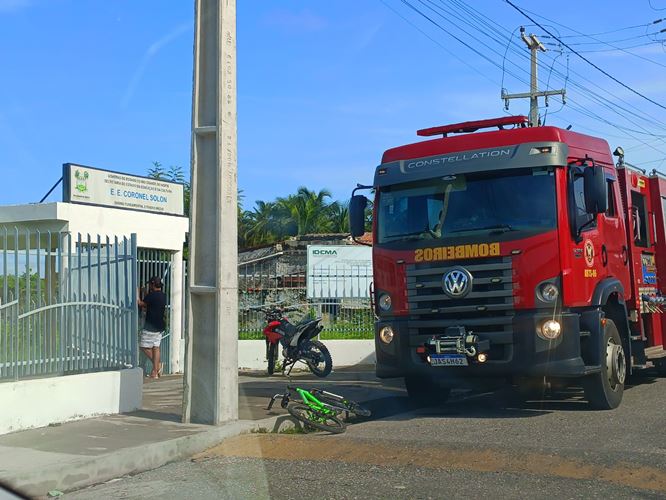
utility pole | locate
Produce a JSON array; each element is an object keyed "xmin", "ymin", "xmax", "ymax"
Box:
[
  {"xmin": 183, "ymin": 0, "xmax": 238, "ymax": 425},
  {"xmin": 501, "ymin": 26, "xmax": 566, "ymax": 127}
]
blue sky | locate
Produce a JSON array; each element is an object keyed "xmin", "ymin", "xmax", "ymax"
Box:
[{"xmin": 2, "ymin": 0, "xmax": 666, "ymax": 210}]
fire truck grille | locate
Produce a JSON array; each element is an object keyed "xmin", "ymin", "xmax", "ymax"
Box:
[{"xmin": 405, "ymin": 256, "xmax": 514, "ymax": 345}]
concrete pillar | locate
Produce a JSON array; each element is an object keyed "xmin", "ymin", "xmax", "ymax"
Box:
[
  {"xmin": 182, "ymin": 0, "xmax": 238, "ymax": 424},
  {"xmin": 170, "ymin": 249, "xmax": 184, "ymax": 373}
]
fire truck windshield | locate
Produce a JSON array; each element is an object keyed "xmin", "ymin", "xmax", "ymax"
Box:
[{"xmin": 377, "ymin": 167, "xmax": 556, "ymax": 244}]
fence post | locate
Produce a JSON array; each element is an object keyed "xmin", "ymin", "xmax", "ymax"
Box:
[{"xmin": 130, "ymin": 234, "xmax": 138, "ymax": 369}]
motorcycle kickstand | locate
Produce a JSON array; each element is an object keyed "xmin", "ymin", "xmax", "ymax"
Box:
[{"xmin": 284, "ymin": 361, "xmax": 295, "ymax": 377}]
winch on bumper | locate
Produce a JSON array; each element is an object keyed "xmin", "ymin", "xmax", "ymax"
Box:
[
  {"xmin": 375, "ymin": 311, "xmax": 589, "ymax": 379},
  {"xmin": 417, "ymin": 326, "xmax": 490, "ymax": 367}
]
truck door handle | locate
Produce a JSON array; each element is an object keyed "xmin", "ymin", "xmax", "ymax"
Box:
[
  {"xmin": 621, "ymin": 245, "xmax": 628, "ymax": 265},
  {"xmin": 601, "ymin": 245, "xmax": 608, "ymax": 267}
]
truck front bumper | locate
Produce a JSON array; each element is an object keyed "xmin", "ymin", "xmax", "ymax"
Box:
[{"xmin": 375, "ymin": 311, "xmax": 588, "ymax": 380}]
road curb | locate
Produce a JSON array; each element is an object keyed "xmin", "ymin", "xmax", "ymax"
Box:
[{"xmin": 8, "ymin": 416, "xmax": 290, "ymax": 497}]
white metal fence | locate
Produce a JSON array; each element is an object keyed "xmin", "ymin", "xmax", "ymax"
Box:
[{"xmin": 0, "ymin": 228, "xmax": 138, "ymax": 382}]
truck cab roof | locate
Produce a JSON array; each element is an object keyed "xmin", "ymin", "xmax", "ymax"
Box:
[{"xmin": 381, "ymin": 118, "xmax": 613, "ymax": 166}]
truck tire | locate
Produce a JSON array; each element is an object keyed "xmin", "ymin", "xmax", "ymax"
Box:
[
  {"xmin": 582, "ymin": 319, "xmax": 626, "ymax": 410},
  {"xmin": 404, "ymin": 375, "xmax": 450, "ymax": 406}
]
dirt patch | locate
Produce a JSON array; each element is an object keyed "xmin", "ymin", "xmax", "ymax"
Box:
[{"xmin": 196, "ymin": 434, "xmax": 666, "ymax": 493}]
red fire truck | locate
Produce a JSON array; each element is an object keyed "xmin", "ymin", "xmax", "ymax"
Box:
[{"xmin": 349, "ymin": 115, "xmax": 666, "ymax": 409}]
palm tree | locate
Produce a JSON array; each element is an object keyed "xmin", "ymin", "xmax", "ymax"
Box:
[
  {"xmin": 245, "ymin": 201, "xmax": 281, "ymax": 246},
  {"xmin": 278, "ymin": 187, "xmax": 333, "ymax": 235},
  {"xmin": 328, "ymin": 201, "xmax": 350, "ymax": 233}
]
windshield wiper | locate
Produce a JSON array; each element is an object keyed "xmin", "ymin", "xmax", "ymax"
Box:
[
  {"xmin": 383, "ymin": 230, "xmax": 430, "ymax": 242},
  {"xmin": 450, "ymin": 224, "xmax": 516, "ymax": 234}
]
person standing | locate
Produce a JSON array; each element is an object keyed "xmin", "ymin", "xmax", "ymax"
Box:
[{"xmin": 138, "ymin": 276, "xmax": 167, "ymax": 378}]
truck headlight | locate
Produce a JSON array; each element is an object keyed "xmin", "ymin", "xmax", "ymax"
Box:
[
  {"xmin": 379, "ymin": 326, "xmax": 394, "ymax": 344},
  {"xmin": 538, "ymin": 319, "xmax": 562, "ymax": 340},
  {"xmin": 538, "ymin": 283, "xmax": 559, "ymax": 303},
  {"xmin": 378, "ymin": 293, "xmax": 392, "ymax": 312}
]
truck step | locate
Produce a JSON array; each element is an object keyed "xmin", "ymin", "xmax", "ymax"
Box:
[
  {"xmin": 645, "ymin": 345, "xmax": 666, "ymax": 359},
  {"xmin": 632, "ymin": 362, "xmax": 654, "ymax": 370}
]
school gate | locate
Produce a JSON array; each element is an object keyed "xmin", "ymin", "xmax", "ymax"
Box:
[{"xmin": 0, "ymin": 228, "xmax": 138, "ymax": 381}]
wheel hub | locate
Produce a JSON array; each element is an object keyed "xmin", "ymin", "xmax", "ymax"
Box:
[{"xmin": 606, "ymin": 340, "xmax": 626, "ymax": 389}]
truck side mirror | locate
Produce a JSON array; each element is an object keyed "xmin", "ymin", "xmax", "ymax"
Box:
[
  {"xmin": 583, "ymin": 165, "xmax": 608, "ymax": 214},
  {"xmin": 349, "ymin": 195, "xmax": 368, "ymax": 237}
]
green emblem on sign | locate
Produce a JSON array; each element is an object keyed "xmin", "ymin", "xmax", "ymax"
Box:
[{"xmin": 74, "ymin": 169, "xmax": 89, "ymax": 193}]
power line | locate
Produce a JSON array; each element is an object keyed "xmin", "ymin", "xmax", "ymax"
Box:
[
  {"xmin": 377, "ymin": 0, "xmax": 498, "ymax": 86},
  {"xmin": 507, "ymin": 3, "xmax": 666, "ymax": 72},
  {"xmin": 649, "ymin": 0, "xmax": 666, "ymax": 11},
  {"xmin": 543, "ymin": 21, "xmax": 660, "ymax": 38},
  {"xmin": 505, "ymin": 0, "xmax": 666, "ymax": 112},
  {"xmin": 550, "ymin": 32, "xmax": 665, "ymax": 46},
  {"xmin": 381, "ymin": 0, "xmax": 666, "ymax": 157},
  {"xmin": 436, "ymin": 0, "xmax": 666, "ymax": 133}
]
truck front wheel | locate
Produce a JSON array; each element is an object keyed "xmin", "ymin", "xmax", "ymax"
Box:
[
  {"xmin": 582, "ymin": 319, "xmax": 626, "ymax": 410},
  {"xmin": 404, "ymin": 375, "xmax": 451, "ymax": 406}
]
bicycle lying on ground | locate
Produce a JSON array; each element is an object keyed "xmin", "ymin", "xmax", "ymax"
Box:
[{"xmin": 267, "ymin": 385, "xmax": 371, "ymax": 434}]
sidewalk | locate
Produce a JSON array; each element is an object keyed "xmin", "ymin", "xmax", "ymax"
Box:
[{"xmin": 0, "ymin": 367, "xmax": 401, "ymax": 497}]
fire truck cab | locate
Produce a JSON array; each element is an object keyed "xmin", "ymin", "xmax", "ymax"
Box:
[{"xmin": 350, "ymin": 115, "xmax": 666, "ymax": 409}]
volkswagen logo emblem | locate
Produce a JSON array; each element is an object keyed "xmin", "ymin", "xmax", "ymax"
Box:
[{"xmin": 442, "ymin": 267, "xmax": 473, "ymax": 298}]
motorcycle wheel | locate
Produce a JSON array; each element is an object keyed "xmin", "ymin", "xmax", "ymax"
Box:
[
  {"xmin": 267, "ymin": 343, "xmax": 278, "ymax": 375},
  {"xmin": 305, "ymin": 340, "xmax": 333, "ymax": 378}
]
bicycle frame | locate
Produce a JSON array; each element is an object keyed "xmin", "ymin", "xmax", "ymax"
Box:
[{"xmin": 266, "ymin": 386, "xmax": 337, "ymax": 416}]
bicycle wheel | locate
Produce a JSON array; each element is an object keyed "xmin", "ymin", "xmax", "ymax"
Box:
[
  {"xmin": 287, "ymin": 404, "xmax": 346, "ymax": 434},
  {"xmin": 267, "ymin": 343, "xmax": 278, "ymax": 375},
  {"xmin": 311, "ymin": 389, "xmax": 371, "ymax": 418}
]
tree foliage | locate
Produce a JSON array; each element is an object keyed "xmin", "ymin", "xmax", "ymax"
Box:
[
  {"xmin": 239, "ymin": 186, "xmax": 353, "ymax": 249},
  {"xmin": 148, "ymin": 162, "xmax": 190, "ymax": 216},
  {"xmin": 149, "ymin": 163, "xmax": 358, "ymax": 250}
]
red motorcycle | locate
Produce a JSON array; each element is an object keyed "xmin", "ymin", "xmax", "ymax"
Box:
[{"xmin": 259, "ymin": 305, "xmax": 333, "ymax": 377}]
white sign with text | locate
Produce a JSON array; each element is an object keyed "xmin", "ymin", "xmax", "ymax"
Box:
[
  {"xmin": 307, "ymin": 245, "xmax": 373, "ymax": 299},
  {"xmin": 63, "ymin": 164, "xmax": 185, "ymax": 216}
]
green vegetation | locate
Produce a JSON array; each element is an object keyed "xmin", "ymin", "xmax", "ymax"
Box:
[{"xmin": 148, "ymin": 163, "xmax": 373, "ymax": 250}]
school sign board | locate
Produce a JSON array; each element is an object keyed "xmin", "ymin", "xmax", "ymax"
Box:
[
  {"xmin": 306, "ymin": 245, "xmax": 373, "ymax": 299},
  {"xmin": 63, "ymin": 163, "xmax": 185, "ymax": 216}
]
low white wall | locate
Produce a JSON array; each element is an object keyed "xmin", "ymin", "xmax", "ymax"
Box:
[
  {"xmin": 0, "ymin": 368, "xmax": 143, "ymax": 435},
  {"xmin": 238, "ymin": 340, "xmax": 375, "ymax": 370}
]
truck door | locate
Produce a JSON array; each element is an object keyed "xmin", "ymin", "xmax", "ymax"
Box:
[
  {"xmin": 565, "ymin": 166, "xmax": 602, "ymax": 306},
  {"xmin": 599, "ymin": 173, "xmax": 631, "ymax": 290}
]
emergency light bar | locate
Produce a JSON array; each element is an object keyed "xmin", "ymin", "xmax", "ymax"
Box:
[{"xmin": 417, "ymin": 115, "xmax": 529, "ymax": 138}]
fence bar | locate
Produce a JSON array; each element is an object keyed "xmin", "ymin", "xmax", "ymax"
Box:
[
  {"xmin": 130, "ymin": 234, "xmax": 138, "ymax": 368},
  {"xmin": 1, "ymin": 227, "xmax": 6, "ymax": 379},
  {"xmin": 36, "ymin": 230, "xmax": 42, "ymax": 375}
]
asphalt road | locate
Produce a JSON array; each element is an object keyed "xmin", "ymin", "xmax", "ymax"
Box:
[{"xmin": 66, "ymin": 371, "xmax": 666, "ymax": 499}]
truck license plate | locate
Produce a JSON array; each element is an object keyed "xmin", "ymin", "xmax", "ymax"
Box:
[{"xmin": 430, "ymin": 354, "xmax": 468, "ymax": 367}]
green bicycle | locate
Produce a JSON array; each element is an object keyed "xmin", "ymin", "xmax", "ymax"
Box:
[{"xmin": 267, "ymin": 385, "xmax": 371, "ymax": 434}]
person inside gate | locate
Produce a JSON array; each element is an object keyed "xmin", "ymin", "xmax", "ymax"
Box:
[{"xmin": 137, "ymin": 276, "xmax": 167, "ymax": 378}]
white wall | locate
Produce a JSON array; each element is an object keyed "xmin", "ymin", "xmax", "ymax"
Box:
[
  {"xmin": 238, "ymin": 340, "xmax": 376, "ymax": 370},
  {"xmin": 0, "ymin": 368, "xmax": 143, "ymax": 435},
  {"xmin": 0, "ymin": 202, "xmax": 189, "ymax": 252}
]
